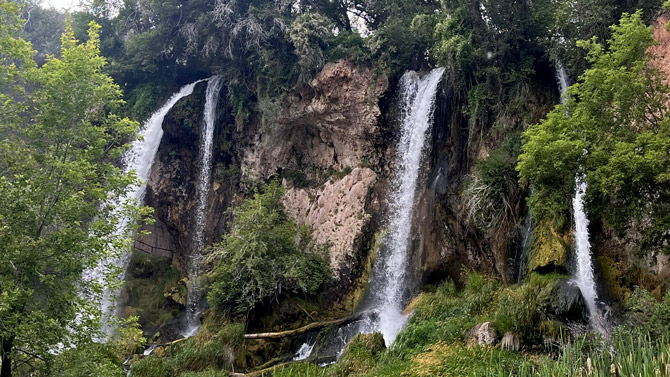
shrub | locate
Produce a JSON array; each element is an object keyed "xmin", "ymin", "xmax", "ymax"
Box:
[
  {"xmin": 207, "ymin": 181, "xmax": 331, "ymax": 317},
  {"xmin": 130, "ymin": 356, "xmax": 170, "ymax": 377}
]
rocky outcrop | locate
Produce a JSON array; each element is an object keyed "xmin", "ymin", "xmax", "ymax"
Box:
[
  {"xmin": 283, "ymin": 168, "xmax": 378, "ymax": 282},
  {"xmin": 466, "ymin": 322, "xmax": 497, "ymax": 347},
  {"xmin": 241, "ymin": 60, "xmax": 388, "ymax": 181},
  {"xmin": 548, "ymin": 279, "xmax": 588, "ymax": 323}
]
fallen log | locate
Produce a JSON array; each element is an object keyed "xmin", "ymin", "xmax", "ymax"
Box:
[{"xmin": 243, "ymin": 312, "xmax": 367, "ymax": 340}]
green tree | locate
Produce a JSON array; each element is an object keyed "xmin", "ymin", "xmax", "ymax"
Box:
[
  {"xmin": 517, "ymin": 11, "xmax": 670, "ymax": 250},
  {"xmin": 207, "ymin": 181, "xmax": 330, "ymax": 317},
  {"xmin": 0, "ymin": 4, "xmax": 144, "ymax": 375}
]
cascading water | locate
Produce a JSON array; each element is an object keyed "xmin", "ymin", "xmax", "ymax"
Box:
[
  {"xmin": 183, "ymin": 76, "xmax": 223, "ymax": 337},
  {"xmin": 516, "ymin": 213, "xmax": 533, "ymax": 283},
  {"xmin": 85, "ymin": 81, "xmax": 202, "ymax": 334},
  {"xmin": 293, "ymin": 336, "xmax": 317, "ymax": 361},
  {"xmin": 556, "ymin": 64, "xmax": 607, "ymax": 333},
  {"xmin": 572, "ymin": 178, "xmax": 598, "ymax": 317},
  {"xmin": 361, "ymin": 67, "xmax": 445, "ymax": 345}
]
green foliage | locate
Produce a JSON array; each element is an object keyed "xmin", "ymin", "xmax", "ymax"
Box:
[
  {"xmin": 290, "ymin": 13, "xmax": 334, "ymax": 83},
  {"xmin": 270, "ymin": 363, "xmax": 327, "ymax": 377},
  {"xmin": 329, "ymin": 333, "xmax": 385, "ymax": 377},
  {"xmin": 494, "ymin": 284, "xmax": 540, "ymax": 338},
  {"xmin": 20, "ymin": 5, "xmax": 65, "ymax": 65},
  {"xmin": 121, "ymin": 251, "xmax": 183, "ymax": 338},
  {"xmin": 489, "ymin": 330, "xmax": 670, "ymax": 377},
  {"xmin": 128, "ymin": 322, "xmax": 243, "ymax": 377},
  {"xmin": 623, "ymin": 287, "xmax": 670, "ymax": 337},
  {"xmin": 49, "ymin": 316, "xmax": 145, "ymax": 377},
  {"xmin": 433, "ymin": 0, "xmax": 553, "ymax": 123},
  {"xmin": 0, "ymin": 6, "xmax": 146, "ymax": 375},
  {"xmin": 463, "ymin": 148, "xmax": 521, "ymax": 232},
  {"xmin": 50, "ymin": 344, "xmax": 125, "ymax": 377},
  {"xmin": 129, "ymin": 356, "xmax": 170, "ymax": 377},
  {"xmin": 284, "ymin": 169, "xmax": 311, "ymax": 189},
  {"xmin": 207, "ymin": 181, "xmax": 331, "ymax": 317},
  {"xmin": 124, "ymin": 83, "xmax": 169, "ymax": 121},
  {"xmin": 518, "ymin": 11, "xmax": 670, "ymax": 250}
]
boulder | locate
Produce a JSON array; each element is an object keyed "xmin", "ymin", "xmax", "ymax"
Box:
[
  {"xmin": 549, "ymin": 279, "xmax": 588, "ymax": 323},
  {"xmin": 466, "ymin": 322, "xmax": 497, "ymax": 347}
]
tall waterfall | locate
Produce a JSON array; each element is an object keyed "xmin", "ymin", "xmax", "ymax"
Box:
[
  {"xmin": 572, "ymin": 178, "xmax": 598, "ymax": 317},
  {"xmin": 557, "ymin": 65, "xmax": 606, "ymax": 333},
  {"xmin": 363, "ymin": 67, "xmax": 445, "ymax": 345},
  {"xmin": 88, "ymin": 81, "xmax": 201, "ymax": 333},
  {"xmin": 183, "ymin": 76, "xmax": 223, "ymax": 337}
]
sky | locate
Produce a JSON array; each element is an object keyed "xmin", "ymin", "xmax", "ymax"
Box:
[{"xmin": 43, "ymin": 0, "xmax": 81, "ymax": 11}]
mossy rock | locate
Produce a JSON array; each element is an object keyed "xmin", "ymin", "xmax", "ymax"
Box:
[
  {"xmin": 121, "ymin": 251, "xmax": 183, "ymax": 338},
  {"xmin": 329, "ymin": 332, "xmax": 386, "ymax": 377},
  {"xmin": 529, "ymin": 221, "xmax": 571, "ymax": 273},
  {"xmin": 596, "ymin": 255, "xmax": 628, "ymax": 301}
]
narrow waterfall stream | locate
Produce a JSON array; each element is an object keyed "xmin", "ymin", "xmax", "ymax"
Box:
[
  {"xmin": 86, "ymin": 81, "xmax": 201, "ymax": 334},
  {"xmin": 572, "ymin": 178, "xmax": 599, "ymax": 317},
  {"xmin": 556, "ymin": 65, "xmax": 607, "ymax": 333},
  {"xmin": 367, "ymin": 67, "xmax": 445, "ymax": 345},
  {"xmin": 183, "ymin": 76, "xmax": 223, "ymax": 337}
]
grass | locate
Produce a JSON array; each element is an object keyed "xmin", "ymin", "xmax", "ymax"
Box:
[
  {"xmin": 489, "ymin": 332, "xmax": 670, "ymax": 377},
  {"xmin": 131, "ymin": 272, "xmax": 670, "ymax": 377}
]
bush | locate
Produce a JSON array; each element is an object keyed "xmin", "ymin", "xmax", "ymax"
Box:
[
  {"xmin": 624, "ymin": 287, "xmax": 670, "ymax": 337},
  {"xmin": 493, "ymin": 284, "xmax": 539, "ymax": 338},
  {"xmin": 130, "ymin": 356, "xmax": 170, "ymax": 377},
  {"xmin": 463, "ymin": 149, "xmax": 521, "ymax": 232},
  {"xmin": 207, "ymin": 181, "xmax": 331, "ymax": 317},
  {"xmin": 329, "ymin": 333, "xmax": 386, "ymax": 377}
]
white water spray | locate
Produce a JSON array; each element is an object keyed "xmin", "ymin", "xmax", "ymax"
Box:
[
  {"xmin": 572, "ymin": 177, "xmax": 598, "ymax": 316},
  {"xmin": 86, "ymin": 81, "xmax": 202, "ymax": 334},
  {"xmin": 293, "ymin": 338, "xmax": 317, "ymax": 361},
  {"xmin": 362, "ymin": 68, "xmax": 445, "ymax": 345},
  {"xmin": 183, "ymin": 76, "xmax": 223, "ymax": 337}
]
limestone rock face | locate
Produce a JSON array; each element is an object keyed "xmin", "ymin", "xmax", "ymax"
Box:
[
  {"xmin": 241, "ymin": 60, "xmax": 388, "ymax": 180},
  {"xmin": 466, "ymin": 322, "xmax": 497, "ymax": 347},
  {"xmin": 283, "ymin": 167, "xmax": 377, "ymax": 281}
]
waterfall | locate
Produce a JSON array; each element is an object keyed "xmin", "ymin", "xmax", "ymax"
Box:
[
  {"xmin": 183, "ymin": 76, "xmax": 223, "ymax": 337},
  {"xmin": 361, "ymin": 67, "xmax": 445, "ymax": 345},
  {"xmin": 556, "ymin": 63, "xmax": 570, "ymax": 99},
  {"xmin": 572, "ymin": 177, "xmax": 598, "ymax": 316},
  {"xmin": 86, "ymin": 81, "xmax": 201, "ymax": 334},
  {"xmin": 516, "ymin": 212, "xmax": 533, "ymax": 283},
  {"xmin": 556, "ymin": 64, "xmax": 607, "ymax": 333}
]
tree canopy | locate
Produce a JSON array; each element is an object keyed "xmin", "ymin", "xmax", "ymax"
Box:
[
  {"xmin": 517, "ymin": 10, "xmax": 670, "ymax": 252},
  {"xmin": 0, "ymin": 2, "xmax": 146, "ymax": 375}
]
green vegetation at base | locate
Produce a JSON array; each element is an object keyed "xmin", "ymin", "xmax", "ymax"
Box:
[
  {"xmin": 129, "ymin": 322, "xmax": 244, "ymax": 377},
  {"xmin": 304, "ymin": 273, "xmax": 670, "ymax": 377}
]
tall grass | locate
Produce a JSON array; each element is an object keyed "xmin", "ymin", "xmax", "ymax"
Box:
[{"xmin": 491, "ymin": 331, "xmax": 670, "ymax": 377}]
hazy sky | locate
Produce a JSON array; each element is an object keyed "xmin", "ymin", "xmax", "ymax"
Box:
[{"xmin": 43, "ymin": 0, "xmax": 80, "ymax": 11}]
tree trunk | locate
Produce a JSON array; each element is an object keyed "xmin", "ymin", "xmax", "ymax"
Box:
[
  {"xmin": 1, "ymin": 337, "xmax": 12, "ymax": 377},
  {"xmin": 242, "ymin": 312, "xmax": 366, "ymax": 340}
]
